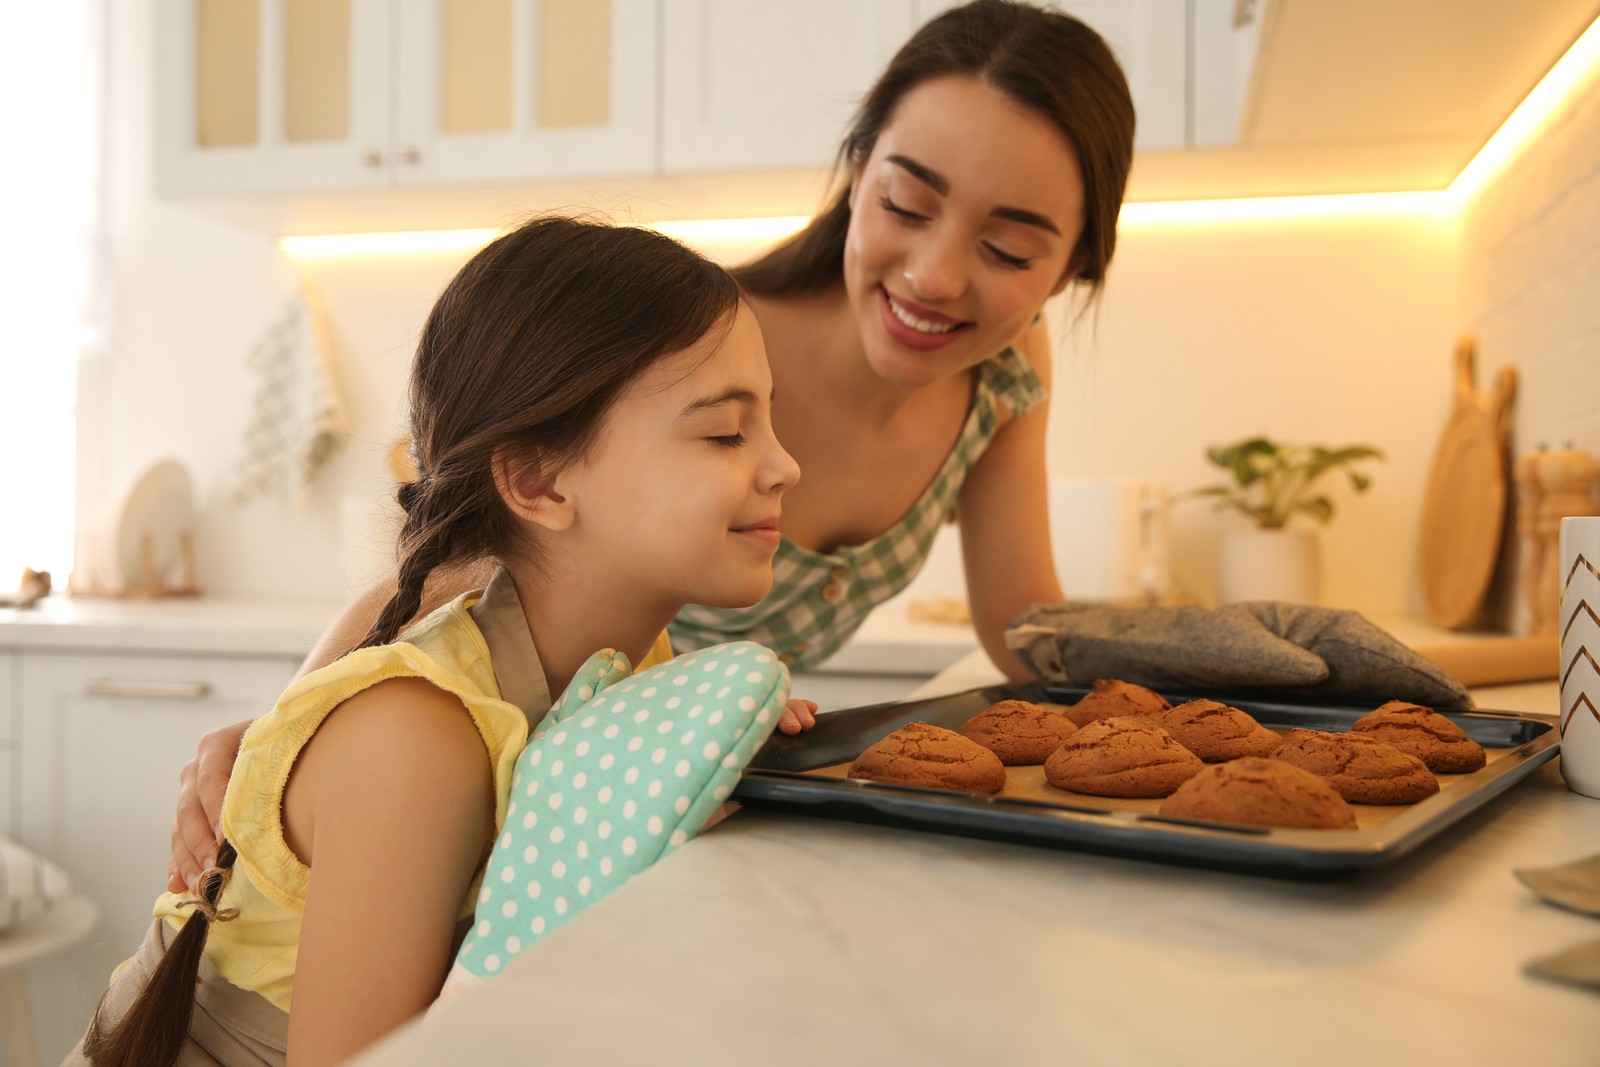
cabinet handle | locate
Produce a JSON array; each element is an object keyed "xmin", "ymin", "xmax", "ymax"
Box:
[
  {"xmin": 401, "ymin": 147, "xmax": 421, "ymax": 165},
  {"xmin": 85, "ymin": 679, "xmax": 212, "ymax": 701},
  {"xmin": 361, "ymin": 149, "xmax": 384, "ymax": 167}
]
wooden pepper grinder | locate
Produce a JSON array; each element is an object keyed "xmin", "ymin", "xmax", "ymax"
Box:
[{"xmin": 1519, "ymin": 445, "xmax": 1600, "ymax": 634}]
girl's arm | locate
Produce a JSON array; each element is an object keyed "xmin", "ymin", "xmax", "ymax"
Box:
[
  {"xmin": 283, "ymin": 676, "xmax": 495, "ymax": 1065},
  {"xmin": 957, "ymin": 319, "xmax": 1066, "ymax": 680},
  {"xmin": 166, "ymin": 563, "xmax": 494, "ymax": 893}
]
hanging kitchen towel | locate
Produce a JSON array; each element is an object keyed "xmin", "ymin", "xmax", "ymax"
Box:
[{"xmin": 230, "ymin": 281, "xmax": 346, "ymax": 506}]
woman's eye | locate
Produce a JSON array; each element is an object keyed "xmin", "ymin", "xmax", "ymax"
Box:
[
  {"xmin": 879, "ymin": 196, "xmax": 924, "ymax": 221},
  {"xmin": 710, "ymin": 433, "xmax": 747, "ymax": 448},
  {"xmin": 984, "ymin": 243, "xmax": 1032, "ymax": 269}
]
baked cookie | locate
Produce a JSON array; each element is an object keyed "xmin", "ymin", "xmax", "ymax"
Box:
[
  {"xmin": 847, "ymin": 721, "xmax": 1007, "ymax": 794},
  {"xmin": 1158, "ymin": 757, "xmax": 1358, "ymax": 829},
  {"xmin": 1269, "ymin": 728, "xmax": 1440, "ymax": 804},
  {"xmin": 1349, "ymin": 700, "xmax": 1487, "ymax": 773},
  {"xmin": 959, "ymin": 699, "xmax": 1080, "ymax": 765},
  {"xmin": 1156, "ymin": 699, "xmax": 1283, "ymax": 762},
  {"xmin": 1043, "ymin": 716, "xmax": 1203, "ymax": 797},
  {"xmin": 1063, "ymin": 678, "xmax": 1172, "ymax": 727}
]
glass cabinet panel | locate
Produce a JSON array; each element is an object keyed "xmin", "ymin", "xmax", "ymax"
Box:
[
  {"xmin": 538, "ymin": 0, "xmax": 611, "ymax": 128},
  {"xmin": 196, "ymin": 0, "xmax": 259, "ymax": 146},
  {"xmin": 285, "ymin": 0, "xmax": 351, "ymax": 143},
  {"xmin": 443, "ymin": 0, "xmax": 514, "ymax": 134}
]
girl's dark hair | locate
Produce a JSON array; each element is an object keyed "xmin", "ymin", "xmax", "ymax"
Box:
[
  {"xmin": 83, "ymin": 216, "xmax": 741, "ymax": 1065},
  {"xmin": 358, "ymin": 215, "xmax": 742, "ymax": 650},
  {"xmin": 84, "ymin": 842, "xmax": 237, "ymax": 1065},
  {"xmin": 738, "ymin": 0, "xmax": 1134, "ymax": 298}
]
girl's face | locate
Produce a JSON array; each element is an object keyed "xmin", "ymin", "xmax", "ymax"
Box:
[
  {"xmin": 567, "ymin": 302, "xmax": 799, "ymax": 610},
  {"xmin": 844, "ymin": 75, "xmax": 1087, "ymax": 388}
]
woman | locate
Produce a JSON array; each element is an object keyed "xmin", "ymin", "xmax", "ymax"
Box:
[{"xmin": 168, "ymin": 0, "xmax": 1135, "ymax": 891}]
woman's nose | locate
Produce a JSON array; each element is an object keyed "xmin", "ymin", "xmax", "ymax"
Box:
[{"xmin": 903, "ymin": 229, "xmax": 969, "ymax": 303}]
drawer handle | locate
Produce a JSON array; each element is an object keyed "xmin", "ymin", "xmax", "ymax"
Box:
[{"xmin": 84, "ymin": 679, "xmax": 212, "ymax": 700}]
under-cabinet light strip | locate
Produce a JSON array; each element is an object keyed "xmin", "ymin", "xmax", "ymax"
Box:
[{"xmin": 279, "ymin": 14, "xmax": 1600, "ymax": 257}]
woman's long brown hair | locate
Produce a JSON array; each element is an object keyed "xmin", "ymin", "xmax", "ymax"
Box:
[{"xmin": 81, "ymin": 216, "xmax": 741, "ymax": 1063}]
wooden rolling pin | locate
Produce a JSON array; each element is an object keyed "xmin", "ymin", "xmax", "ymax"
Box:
[{"xmin": 1411, "ymin": 634, "xmax": 1558, "ymax": 687}]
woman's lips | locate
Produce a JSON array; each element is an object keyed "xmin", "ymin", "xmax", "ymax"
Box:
[{"xmin": 878, "ymin": 287, "xmax": 970, "ymax": 351}]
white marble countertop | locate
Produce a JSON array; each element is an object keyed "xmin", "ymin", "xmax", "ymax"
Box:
[
  {"xmin": 0, "ymin": 594, "xmax": 345, "ymax": 657},
  {"xmin": 356, "ymin": 652, "xmax": 1600, "ymax": 1067}
]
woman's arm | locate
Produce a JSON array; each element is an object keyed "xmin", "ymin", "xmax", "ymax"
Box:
[
  {"xmin": 957, "ymin": 319, "xmax": 1065, "ymax": 679},
  {"xmin": 166, "ymin": 564, "xmax": 492, "ymax": 893},
  {"xmin": 283, "ymin": 676, "xmax": 495, "ymax": 1065}
]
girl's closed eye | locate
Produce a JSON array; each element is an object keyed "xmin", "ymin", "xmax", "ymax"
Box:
[{"xmin": 710, "ymin": 432, "xmax": 746, "ymax": 448}]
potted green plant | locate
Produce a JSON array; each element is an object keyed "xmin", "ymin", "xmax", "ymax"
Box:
[{"xmin": 1191, "ymin": 436, "xmax": 1385, "ymax": 604}]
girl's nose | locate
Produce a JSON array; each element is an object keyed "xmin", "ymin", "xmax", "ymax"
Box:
[{"xmin": 763, "ymin": 435, "xmax": 801, "ymax": 494}]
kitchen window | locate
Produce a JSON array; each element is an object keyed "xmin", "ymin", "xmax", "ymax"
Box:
[{"xmin": 0, "ymin": 0, "xmax": 103, "ymax": 587}]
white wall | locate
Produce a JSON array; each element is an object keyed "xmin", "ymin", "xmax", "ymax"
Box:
[
  {"xmin": 86, "ymin": 0, "xmax": 1596, "ymax": 624},
  {"xmin": 1044, "ymin": 208, "xmax": 1460, "ymax": 615},
  {"xmin": 1459, "ymin": 52, "xmax": 1600, "ymax": 631}
]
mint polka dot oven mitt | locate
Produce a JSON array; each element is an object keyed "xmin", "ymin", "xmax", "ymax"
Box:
[{"xmin": 442, "ymin": 640, "xmax": 789, "ymax": 995}]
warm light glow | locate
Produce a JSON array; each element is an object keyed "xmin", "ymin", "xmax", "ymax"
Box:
[
  {"xmin": 652, "ymin": 215, "xmax": 809, "ymax": 246},
  {"xmin": 1449, "ymin": 14, "xmax": 1600, "ymax": 203},
  {"xmin": 279, "ymin": 15, "xmax": 1600, "ymax": 254},
  {"xmin": 279, "ymin": 228, "xmax": 501, "ymax": 259},
  {"xmin": 279, "ymin": 216, "xmax": 811, "ymax": 261},
  {"xmin": 1119, "ymin": 190, "xmax": 1452, "ymax": 227}
]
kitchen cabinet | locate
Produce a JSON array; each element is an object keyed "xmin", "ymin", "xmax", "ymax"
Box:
[
  {"xmin": 915, "ymin": 0, "xmax": 1261, "ymax": 151},
  {"xmin": 13, "ymin": 647, "xmax": 302, "ymax": 1058},
  {"xmin": 155, "ymin": 0, "xmax": 658, "ymax": 197},
  {"xmin": 155, "ymin": 0, "xmax": 1262, "ymax": 216},
  {"xmin": 657, "ymin": 1, "xmax": 916, "ymax": 173}
]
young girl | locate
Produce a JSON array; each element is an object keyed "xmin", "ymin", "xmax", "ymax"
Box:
[
  {"xmin": 76, "ymin": 216, "xmax": 801, "ymax": 1064},
  {"xmin": 168, "ymin": 0, "xmax": 1134, "ymax": 891}
]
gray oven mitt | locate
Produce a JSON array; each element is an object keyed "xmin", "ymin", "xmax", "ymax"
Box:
[{"xmin": 1005, "ymin": 601, "xmax": 1472, "ymax": 708}]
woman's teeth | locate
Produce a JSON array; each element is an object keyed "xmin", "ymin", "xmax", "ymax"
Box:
[{"xmin": 887, "ymin": 293, "xmax": 959, "ymax": 334}]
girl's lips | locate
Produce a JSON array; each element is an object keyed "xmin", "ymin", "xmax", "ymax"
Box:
[
  {"xmin": 732, "ymin": 521, "xmax": 781, "ymax": 548},
  {"xmin": 877, "ymin": 287, "xmax": 970, "ymax": 351}
]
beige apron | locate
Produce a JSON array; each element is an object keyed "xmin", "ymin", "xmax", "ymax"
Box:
[
  {"xmin": 59, "ymin": 914, "xmax": 288, "ymax": 1065},
  {"xmin": 63, "ymin": 569, "xmax": 549, "ymax": 1064}
]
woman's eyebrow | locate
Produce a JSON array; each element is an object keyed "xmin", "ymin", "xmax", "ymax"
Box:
[{"xmin": 886, "ymin": 153, "xmax": 1060, "ymax": 236}]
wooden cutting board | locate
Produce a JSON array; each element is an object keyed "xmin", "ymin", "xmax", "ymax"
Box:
[{"xmin": 1418, "ymin": 336, "xmax": 1517, "ymax": 629}]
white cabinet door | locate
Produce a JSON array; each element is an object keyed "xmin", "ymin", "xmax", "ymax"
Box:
[
  {"xmin": 14, "ymin": 650, "xmax": 299, "ymax": 1058},
  {"xmin": 157, "ymin": 0, "xmax": 659, "ymax": 198},
  {"xmin": 913, "ymin": 0, "xmax": 1256, "ymax": 152},
  {"xmin": 154, "ymin": 0, "xmax": 394, "ymax": 196},
  {"xmin": 659, "ymin": 0, "xmax": 916, "ymax": 173},
  {"xmin": 393, "ymin": 0, "xmax": 660, "ymax": 185}
]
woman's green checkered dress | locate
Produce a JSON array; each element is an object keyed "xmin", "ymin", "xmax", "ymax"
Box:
[{"xmin": 670, "ymin": 346, "xmax": 1045, "ymax": 670}]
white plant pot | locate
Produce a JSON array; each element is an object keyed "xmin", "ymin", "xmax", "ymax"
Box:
[{"xmin": 1217, "ymin": 528, "xmax": 1321, "ymax": 605}]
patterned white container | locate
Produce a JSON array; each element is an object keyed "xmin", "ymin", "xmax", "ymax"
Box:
[{"xmin": 1559, "ymin": 516, "xmax": 1600, "ymax": 799}]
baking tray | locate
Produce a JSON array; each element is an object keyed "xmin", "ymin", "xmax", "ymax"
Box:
[{"xmin": 732, "ymin": 682, "xmax": 1559, "ymax": 878}]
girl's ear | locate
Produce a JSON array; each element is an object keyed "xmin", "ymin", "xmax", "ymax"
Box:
[{"xmin": 492, "ymin": 448, "xmax": 575, "ymax": 533}]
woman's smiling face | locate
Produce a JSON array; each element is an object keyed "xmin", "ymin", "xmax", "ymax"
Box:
[{"xmin": 843, "ymin": 75, "xmax": 1087, "ymax": 388}]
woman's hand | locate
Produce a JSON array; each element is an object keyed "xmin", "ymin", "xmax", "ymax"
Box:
[
  {"xmin": 166, "ymin": 718, "xmax": 251, "ymax": 892},
  {"xmin": 777, "ymin": 697, "xmax": 818, "ymax": 734}
]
